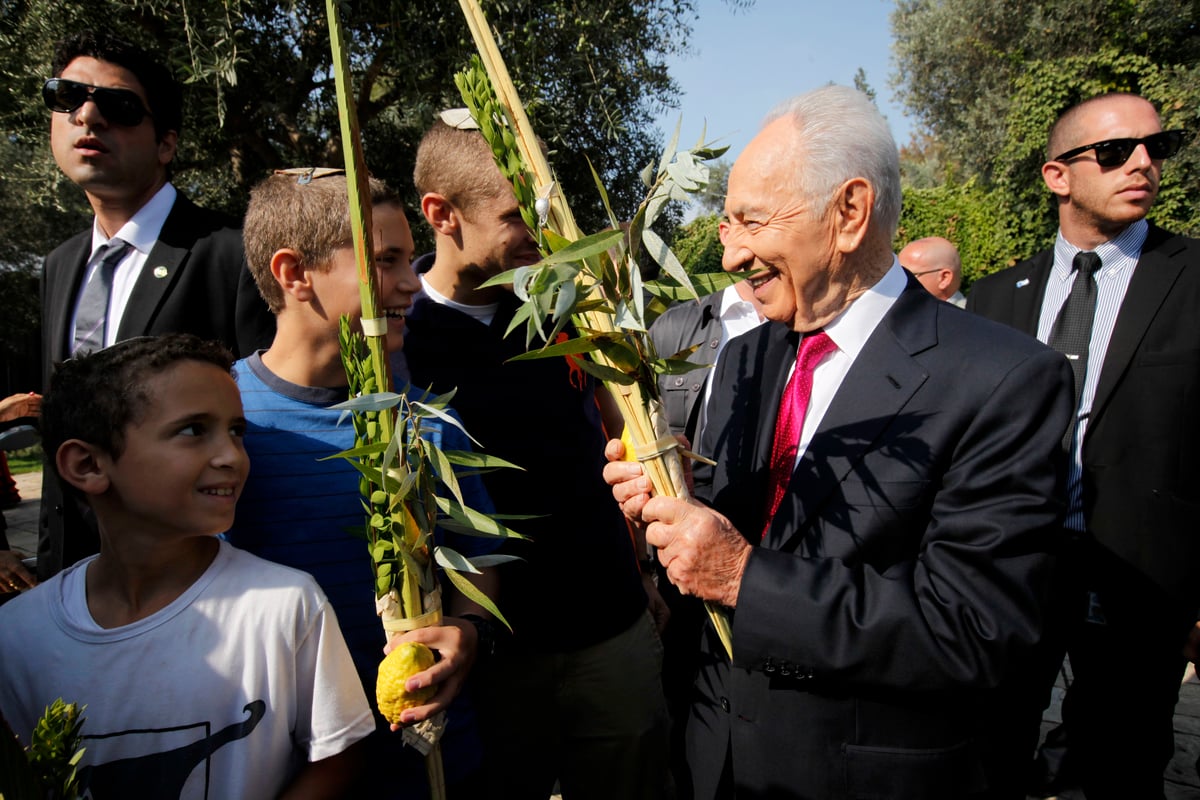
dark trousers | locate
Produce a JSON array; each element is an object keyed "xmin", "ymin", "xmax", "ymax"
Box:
[{"xmin": 1060, "ymin": 543, "xmax": 1190, "ymax": 800}]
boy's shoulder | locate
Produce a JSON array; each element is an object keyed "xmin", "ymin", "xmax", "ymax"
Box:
[
  {"xmin": 233, "ymin": 352, "xmax": 346, "ymax": 414},
  {"xmin": 217, "ymin": 540, "xmax": 326, "ymax": 597}
]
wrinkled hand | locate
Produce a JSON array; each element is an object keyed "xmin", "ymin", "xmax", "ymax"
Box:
[
  {"xmin": 0, "ymin": 392, "xmax": 40, "ymax": 423},
  {"xmin": 383, "ymin": 618, "xmax": 478, "ymax": 729},
  {"xmin": 0, "ymin": 550, "xmax": 36, "ymax": 594},
  {"xmin": 603, "ymin": 438, "xmax": 653, "ymax": 523},
  {"xmin": 643, "ymin": 496, "xmax": 751, "ymax": 609}
]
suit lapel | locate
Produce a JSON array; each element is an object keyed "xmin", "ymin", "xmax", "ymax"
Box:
[
  {"xmin": 748, "ymin": 323, "xmax": 800, "ymax": 475},
  {"xmin": 1013, "ymin": 252, "xmax": 1053, "ymax": 336},
  {"xmin": 763, "ymin": 284, "xmax": 934, "ymax": 550},
  {"xmin": 1088, "ymin": 227, "xmax": 1187, "ymax": 430},
  {"xmin": 47, "ymin": 233, "xmax": 93, "ymax": 363},
  {"xmin": 115, "ymin": 196, "xmax": 192, "ymax": 340}
]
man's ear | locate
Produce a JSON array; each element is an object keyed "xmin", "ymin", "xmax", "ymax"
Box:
[
  {"xmin": 832, "ymin": 177, "xmax": 874, "ymax": 254},
  {"xmin": 421, "ymin": 193, "xmax": 461, "ymax": 236},
  {"xmin": 157, "ymin": 129, "xmax": 179, "ymax": 168},
  {"xmin": 936, "ymin": 269, "xmax": 955, "ymax": 293},
  {"xmin": 270, "ymin": 249, "xmax": 315, "ymax": 303},
  {"xmin": 1042, "ymin": 160, "xmax": 1071, "ymax": 199},
  {"xmin": 56, "ymin": 439, "xmax": 111, "ymax": 497}
]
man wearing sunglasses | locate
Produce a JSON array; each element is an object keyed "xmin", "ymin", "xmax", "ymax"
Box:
[
  {"xmin": 969, "ymin": 93, "xmax": 1200, "ymax": 800},
  {"xmin": 13, "ymin": 31, "xmax": 274, "ymax": 588}
]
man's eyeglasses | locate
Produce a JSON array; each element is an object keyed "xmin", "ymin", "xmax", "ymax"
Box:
[
  {"xmin": 43, "ymin": 78, "xmax": 151, "ymax": 128},
  {"xmin": 1052, "ymin": 130, "xmax": 1186, "ymax": 168},
  {"xmin": 903, "ymin": 267, "xmax": 942, "ymax": 278}
]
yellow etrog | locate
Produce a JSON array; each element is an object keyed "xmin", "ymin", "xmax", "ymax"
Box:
[{"xmin": 376, "ymin": 642, "xmax": 436, "ymax": 724}]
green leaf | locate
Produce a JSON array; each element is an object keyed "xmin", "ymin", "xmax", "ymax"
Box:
[
  {"xmin": 465, "ymin": 554, "xmax": 524, "ymax": 568},
  {"xmin": 441, "ymin": 450, "xmax": 525, "ymax": 472},
  {"xmin": 658, "ymin": 115, "xmax": 682, "ymax": 178},
  {"xmin": 329, "ymin": 392, "xmax": 404, "ymax": 412},
  {"xmin": 507, "ymin": 336, "xmax": 601, "ymax": 361},
  {"xmin": 593, "ymin": 337, "xmax": 643, "ymax": 372},
  {"xmin": 552, "ymin": 279, "xmax": 577, "ymax": 321},
  {"xmin": 428, "ymin": 443, "xmax": 465, "ymax": 507},
  {"xmin": 410, "ymin": 401, "xmax": 482, "ymax": 448},
  {"xmin": 318, "ymin": 441, "xmax": 388, "ymax": 462},
  {"xmin": 573, "ymin": 355, "xmax": 637, "ymax": 386},
  {"xmin": 641, "ymin": 227, "xmax": 696, "ymax": 299},
  {"xmin": 532, "ymin": 229, "xmax": 624, "ymax": 267},
  {"xmin": 438, "ymin": 561, "xmax": 512, "ymax": 632},
  {"xmin": 653, "ymin": 357, "xmax": 712, "ymax": 376},
  {"xmin": 587, "ymin": 154, "xmax": 622, "ymax": 231},
  {"xmin": 644, "ymin": 271, "xmax": 741, "ymax": 302},
  {"xmin": 433, "ymin": 546, "xmax": 481, "ymax": 575},
  {"xmin": 433, "ymin": 495, "xmax": 529, "ymax": 540}
]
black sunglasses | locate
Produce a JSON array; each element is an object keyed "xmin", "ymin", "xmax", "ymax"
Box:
[
  {"xmin": 1053, "ymin": 129, "xmax": 1185, "ymax": 168},
  {"xmin": 42, "ymin": 78, "xmax": 152, "ymax": 128}
]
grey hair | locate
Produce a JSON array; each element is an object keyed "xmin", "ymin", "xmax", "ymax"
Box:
[{"xmin": 761, "ymin": 85, "xmax": 901, "ymax": 240}]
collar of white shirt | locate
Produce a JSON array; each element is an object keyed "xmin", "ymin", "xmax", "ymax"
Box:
[{"xmin": 89, "ymin": 182, "xmax": 177, "ymax": 258}]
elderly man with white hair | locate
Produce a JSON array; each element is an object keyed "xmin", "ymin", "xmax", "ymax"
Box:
[{"xmin": 605, "ymin": 86, "xmax": 1073, "ymax": 799}]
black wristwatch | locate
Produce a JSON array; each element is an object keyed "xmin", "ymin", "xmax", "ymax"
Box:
[{"xmin": 460, "ymin": 613, "xmax": 504, "ymax": 660}]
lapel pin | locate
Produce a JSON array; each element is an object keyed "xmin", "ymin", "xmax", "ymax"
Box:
[
  {"xmin": 1016, "ymin": 278, "xmax": 1030, "ymax": 288},
  {"xmin": 153, "ymin": 266, "xmax": 169, "ymax": 279}
]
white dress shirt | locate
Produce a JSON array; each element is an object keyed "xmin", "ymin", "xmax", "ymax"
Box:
[{"xmin": 73, "ymin": 182, "xmax": 177, "ymax": 348}]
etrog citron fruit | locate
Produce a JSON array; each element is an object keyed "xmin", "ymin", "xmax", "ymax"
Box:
[
  {"xmin": 376, "ymin": 642, "xmax": 436, "ymax": 724},
  {"xmin": 621, "ymin": 426, "xmax": 639, "ymax": 462}
]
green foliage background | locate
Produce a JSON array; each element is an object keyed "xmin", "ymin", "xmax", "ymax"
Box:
[
  {"xmin": 893, "ymin": 0, "xmax": 1200, "ymax": 288},
  {"xmin": 0, "ymin": 0, "xmax": 701, "ymax": 262}
]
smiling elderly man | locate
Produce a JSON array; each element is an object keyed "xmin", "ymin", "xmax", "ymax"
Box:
[{"xmin": 606, "ymin": 85, "xmax": 1073, "ymax": 800}]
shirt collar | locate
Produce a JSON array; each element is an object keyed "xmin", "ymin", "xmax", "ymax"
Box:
[
  {"xmin": 90, "ymin": 183, "xmax": 177, "ymax": 257},
  {"xmin": 718, "ymin": 283, "xmax": 758, "ymax": 321},
  {"xmin": 822, "ymin": 256, "xmax": 905, "ymax": 361},
  {"xmin": 1052, "ymin": 218, "xmax": 1148, "ymax": 281}
]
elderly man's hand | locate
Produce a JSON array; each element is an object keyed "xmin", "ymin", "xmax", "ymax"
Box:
[
  {"xmin": 643, "ymin": 496, "xmax": 751, "ymax": 608},
  {"xmin": 603, "ymin": 438, "xmax": 654, "ymax": 523}
]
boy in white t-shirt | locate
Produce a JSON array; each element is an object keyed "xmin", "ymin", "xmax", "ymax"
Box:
[{"xmin": 0, "ymin": 334, "xmax": 375, "ymax": 799}]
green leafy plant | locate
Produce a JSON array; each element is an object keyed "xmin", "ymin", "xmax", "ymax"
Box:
[
  {"xmin": 453, "ymin": 5, "xmax": 739, "ymax": 657},
  {"xmin": 0, "ymin": 700, "xmax": 87, "ymax": 800},
  {"xmin": 330, "ymin": 317, "xmax": 525, "ymax": 632}
]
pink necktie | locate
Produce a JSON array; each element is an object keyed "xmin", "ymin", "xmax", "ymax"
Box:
[{"xmin": 762, "ymin": 331, "xmax": 836, "ymax": 539}]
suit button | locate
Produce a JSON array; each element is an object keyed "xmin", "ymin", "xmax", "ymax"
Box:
[
  {"xmin": 720, "ymin": 697, "xmax": 731, "ymax": 712},
  {"xmin": 779, "ymin": 664, "xmax": 793, "ymax": 678},
  {"xmin": 673, "ymin": 376, "xmax": 685, "ymax": 387},
  {"xmin": 709, "ymin": 338, "xmax": 719, "ymax": 349},
  {"xmin": 763, "ymin": 658, "xmax": 776, "ymax": 674},
  {"xmin": 691, "ymin": 383, "xmax": 701, "ymax": 392}
]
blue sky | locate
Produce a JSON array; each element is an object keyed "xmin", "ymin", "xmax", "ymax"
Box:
[{"xmin": 654, "ymin": 0, "xmax": 913, "ymax": 163}]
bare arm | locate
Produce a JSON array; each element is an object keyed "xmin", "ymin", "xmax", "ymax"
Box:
[{"xmin": 276, "ymin": 739, "xmax": 366, "ymax": 800}]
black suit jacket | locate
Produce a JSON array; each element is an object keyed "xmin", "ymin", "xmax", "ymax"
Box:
[
  {"xmin": 968, "ymin": 225, "xmax": 1200, "ymax": 625},
  {"xmin": 688, "ymin": 279, "xmax": 1072, "ymax": 799},
  {"xmin": 37, "ymin": 193, "xmax": 275, "ymax": 577},
  {"xmin": 650, "ymin": 290, "xmax": 724, "ymax": 439}
]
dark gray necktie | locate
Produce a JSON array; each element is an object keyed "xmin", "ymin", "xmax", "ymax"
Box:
[
  {"xmin": 73, "ymin": 239, "xmax": 131, "ymax": 355},
  {"xmin": 1047, "ymin": 250, "xmax": 1102, "ymax": 447}
]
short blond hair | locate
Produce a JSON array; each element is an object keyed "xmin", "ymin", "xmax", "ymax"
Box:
[
  {"xmin": 243, "ymin": 171, "xmax": 400, "ymax": 312},
  {"xmin": 413, "ymin": 121, "xmax": 508, "ymax": 218}
]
